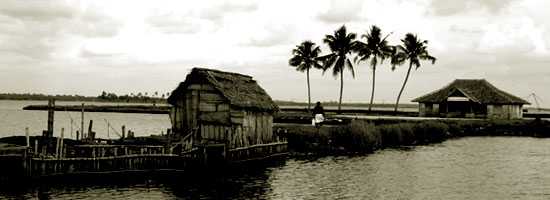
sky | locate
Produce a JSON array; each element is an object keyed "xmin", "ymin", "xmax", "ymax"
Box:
[{"xmin": 0, "ymin": 0, "xmax": 549, "ymax": 107}]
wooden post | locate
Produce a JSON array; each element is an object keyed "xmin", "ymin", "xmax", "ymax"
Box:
[
  {"xmin": 88, "ymin": 120, "xmax": 93, "ymax": 140},
  {"xmin": 55, "ymin": 137, "xmax": 60, "ymax": 158},
  {"xmin": 107, "ymin": 121, "xmax": 110, "ymax": 139},
  {"xmin": 70, "ymin": 118, "xmax": 73, "ymax": 139},
  {"xmin": 121, "ymin": 125, "xmax": 126, "ymax": 139},
  {"xmin": 25, "ymin": 127, "xmax": 29, "ymax": 147},
  {"xmin": 80, "ymin": 103, "xmax": 84, "ymax": 141},
  {"xmin": 34, "ymin": 139, "xmax": 38, "ymax": 154},
  {"xmin": 46, "ymin": 99, "xmax": 55, "ymax": 137}
]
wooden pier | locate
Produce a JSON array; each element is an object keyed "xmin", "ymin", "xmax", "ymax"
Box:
[
  {"xmin": 1, "ymin": 73, "xmax": 292, "ymax": 181},
  {"xmin": 0, "ymin": 145, "xmax": 195, "ymax": 180}
]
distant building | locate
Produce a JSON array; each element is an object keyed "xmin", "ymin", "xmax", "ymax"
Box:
[
  {"xmin": 167, "ymin": 68, "xmax": 285, "ymax": 162},
  {"xmin": 412, "ymin": 79, "xmax": 530, "ymax": 119}
]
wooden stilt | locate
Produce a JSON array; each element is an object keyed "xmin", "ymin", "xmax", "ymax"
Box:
[
  {"xmin": 25, "ymin": 127, "xmax": 29, "ymax": 147},
  {"xmin": 60, "ymin": 128, "xmax": 64, "ymax": 158},
  {"xmin": 80, "ymin": 103, "xmax": 84, "ymax": 141}
]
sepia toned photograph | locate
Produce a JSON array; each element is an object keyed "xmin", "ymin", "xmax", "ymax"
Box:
[{"xmin": 1, "ymin": 0, "xmax": 549, "ymax": 199}]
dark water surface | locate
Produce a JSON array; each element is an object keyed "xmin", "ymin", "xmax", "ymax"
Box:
[{"xmin": 2, "ymin": 137, "xmax": 550, "ymax": 199}]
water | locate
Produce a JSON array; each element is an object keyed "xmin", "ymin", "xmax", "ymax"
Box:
[
  {"xmin": 2, "ymin": 137, "xmax": 550, "ymax": 199},
  {"xmin": 0, "ymin": 100, "xmax": 171, "ymax": 139}
]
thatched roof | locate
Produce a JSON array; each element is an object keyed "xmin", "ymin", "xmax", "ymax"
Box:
[
  {"xmin": 412, "ymin": 79, "xmax": 530, "ymax": 105},
  {"xmin": 168, "ymin": 67, "xmax": 279, "ymax": 112}
]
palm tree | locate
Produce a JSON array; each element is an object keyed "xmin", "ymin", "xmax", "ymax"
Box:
[
  {"xmin": 391, "ymin": 33, "xmax": 436, "ymax": 113},
  {"xmin": 355, "ymin": 25, "xmax": 393, "ymax": 112},
  {"xmin": 321, "ymin": 25, "xmax": 359, "ymax": 112},
  {"xmin": 289, "ymin": 41, "xmax": 323, "ymax": 111}
]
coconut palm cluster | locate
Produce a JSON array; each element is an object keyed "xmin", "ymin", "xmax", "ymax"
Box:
[{"xmin": 289, "ymin": 25, "xmax": 436, "ymax": 113}]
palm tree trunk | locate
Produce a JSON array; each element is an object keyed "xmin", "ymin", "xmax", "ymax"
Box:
[
  {"xmin": 394, "ymin": 62, "xmax": 413, "ymax": 113},
  {"xmin": 338, "ymin": 70, "xmax": 343, "ymax": 113},
  {"xmin": 368, "ymin": 67, "xmax": 376, "ymax": 112},
  {"xmin": 307, "ymin": 68, "xmax": 311, "ymax": 111}
]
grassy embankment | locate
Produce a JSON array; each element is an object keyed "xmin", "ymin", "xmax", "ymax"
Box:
[{"xmin": 277, "ymin": 119, "xmax": 550, "ymax": 155}]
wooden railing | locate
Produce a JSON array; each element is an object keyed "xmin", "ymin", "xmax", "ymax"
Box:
[
  {"xmin": 29, "ymin": 154, "xmax": 187, "ymax": 177},
  {"xmin": 180, "ymin": 127, "xmax": 199, "ymax": 153}
]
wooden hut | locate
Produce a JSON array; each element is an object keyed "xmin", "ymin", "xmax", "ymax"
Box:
[
  {"xmin": 167, "ymin": 68, "xmax": 285, "ymax": 162},
  {"xmin": 412, "ymin": 79, "xmax": 530, "ymax": 119}
]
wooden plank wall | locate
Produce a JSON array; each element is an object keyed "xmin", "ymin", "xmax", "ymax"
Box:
[
  {"xmin": 200, "ymin": 124, "xmax": 231, "ymax": 142},
  {"xmin": 224, "ymin": 111, "xmax": 276, "ymax": 149},
  {"xmin": 170, "ymin": 83, "xmax": 223, "ymax": 133},
  {"xmin": 172, "ymin": 83, "xmax": 279, "ymax": 153}
]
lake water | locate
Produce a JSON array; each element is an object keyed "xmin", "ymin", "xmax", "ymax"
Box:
[
  {"xmin": 0, "ymin": 100, "xmax": 171, "ymax": 139},
  {"xmin": 2, "ymin": 137, "xmax": 550, "ymax": 199}
]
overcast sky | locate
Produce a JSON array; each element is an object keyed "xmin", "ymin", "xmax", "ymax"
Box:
[{"xmin": 1, "ymin": 0, "xmax": 549, "ymax": 107}]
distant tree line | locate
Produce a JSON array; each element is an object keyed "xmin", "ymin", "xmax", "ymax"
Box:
[
  {"xmin": 0, "ymin": 91, "xmax": 171, "ymax": 103},
  {"xmin": 0, "ymin": 93, "xmax": 96, "ymax": 101},
  {"xmin": 97, "ymin": 91, "xmax": 170, "ymax": 103}
]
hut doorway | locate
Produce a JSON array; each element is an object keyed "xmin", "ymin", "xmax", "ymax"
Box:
[{"xmin": 446, "ymin": 97, "xmax": 470, "ymax": 117}]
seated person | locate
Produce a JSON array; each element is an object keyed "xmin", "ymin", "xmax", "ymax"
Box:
[{"xmin": 312, "ymin": 102, "xmax": 325, "ymax": 126}]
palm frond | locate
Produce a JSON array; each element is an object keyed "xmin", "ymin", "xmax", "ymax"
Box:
[
  {"xmin": 289, "ymin": 56, "xmax": 302, "ymax": 67},
  {"xmin": 419, "ymin": 52, "xmax": 436, "ymax": 64},
  {"xmin": 322, "ymin": 54, "xmax": 337, "ymax": 73},
  {"xmin": 346, "ymin": 58, "xmax": 355, "ymax": 78}
]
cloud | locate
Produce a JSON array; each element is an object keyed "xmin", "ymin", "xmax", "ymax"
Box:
[
  {"xmin": 145, "ymin": 1, "xmax": 258, "ymax": 34},
  {"xmin": 317, "ymin": 0, "xmax": 364, "ymax": 23},
  {"xmin": 476, "ymin": 16, "xmax": 543, "ymax": 54},
  {"xmin": 79, "ymin": 48, "xmax": 123, "ymax": 59},
  {"xmin": 0, "ymin": 0, "xmax": 76, "ymax": 21},
  {"xmin": 200, "ymin": 1, "xmax": 258, "ymax": 21},
  {"xmin": 429, "ymin": 0, "xmax": 518, "ymax": 16},
  {"xmin": 146, "ymin": 12, "xmax": 205, "ymax": 34},
  {"xmin": 242, "ymin": 24, "xmax": 295, "ymax": 47},
  {"xmin": 0, "ymin": 1, "xmax": 122, "ymax": 61}
]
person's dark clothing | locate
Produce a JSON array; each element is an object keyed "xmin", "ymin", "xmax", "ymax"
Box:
[{"xmin": 312, "ymin": 105, "xmax": 324, "ymax": 116}]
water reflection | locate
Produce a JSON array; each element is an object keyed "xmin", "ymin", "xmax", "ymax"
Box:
[{"xmin": 0, "ymin": 161, "xmax": 283, "ymax": 200}]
